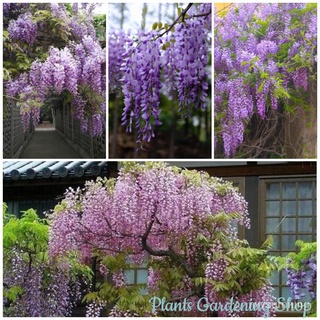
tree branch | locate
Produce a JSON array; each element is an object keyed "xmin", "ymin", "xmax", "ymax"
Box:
[
  {"xmin": 191, "ymin": 11, "xmax": 212, "ymax": 19},
  {"xmin": 155, "ymin": 3, "xmax": 194, "ymax": 39},
  {"xmin": 141, "ymin": 217, "xmax": 196, "ymax": 278}
]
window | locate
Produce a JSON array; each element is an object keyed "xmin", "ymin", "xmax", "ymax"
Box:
[
  {"xmin": 260, "ymin": 178, "xmax": 316, "ymax": 300},
  {"xmin": 124, "ymin": 262, "xmax": 149, "ymax": 294}
]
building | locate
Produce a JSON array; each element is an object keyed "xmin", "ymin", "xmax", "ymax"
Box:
[
  {"xmin": 169, "ymin": 161, "xmax": 316, "ymax": 302},
  {"xmin": 3, "ymin": 160, "xmax": 316, "ymax": 313},
  {"xmin": 3, "ymin": 161, "xmax": 117, "ymax": 217}
]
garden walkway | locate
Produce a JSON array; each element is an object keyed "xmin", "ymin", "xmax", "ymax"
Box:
[{"xmin": 20, "ymin": 123, "xmax": 83, "ymax": 159}]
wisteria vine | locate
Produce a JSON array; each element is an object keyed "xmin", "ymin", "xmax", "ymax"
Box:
[
  {"xmin": 286, "ymin": 255, "xmax": 316, "ymax": 301},
  {"xmin": 109, "ymin": 3, "xmax": 211, "ymax": 146},
  {"xmin": 3, "ymin": 207, "xmax": 90, "ymax": 317},
  {"xmin": 4, "ymin": 3, "xmax": 105, "ymax": 136},
  {"xmin": 48, "ymin": 162, "xmax": 277, "ymax": 317},
  {"xmin": 215, "ymin": 3, "xmax": 317, "ymax": 157}
]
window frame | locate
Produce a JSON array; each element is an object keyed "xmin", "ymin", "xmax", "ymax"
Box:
[{"xmin": 258, "ymin": 176, "xmax": 316, "ymax": 301}]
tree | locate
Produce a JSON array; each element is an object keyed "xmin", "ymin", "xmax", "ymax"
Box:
[
  {"xmin": 3, "ymin": 3, "xmax": 106, "ymax": 136},
  {"xmin": 214, "ymin": 4, "xmax": 317, "ymax": 158},
  {"xmin": 109, "ymin": 3, "xmax": 212, "ymax": 157},
  {"xmin": 3, "ymin": 204, "xmax": 92, "ymax": 316},
  {"xmin": 49, "ymin": 162, "xmax": 276, "ymax": 316}
]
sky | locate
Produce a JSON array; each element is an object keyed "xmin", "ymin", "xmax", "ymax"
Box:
[
  {"xmin": 94, "ymin": 2, "xmax": 108, "ymax": 15},
  {"xmin": 108, "ymin": 3, "xmax": 183, "ymax": 32}
]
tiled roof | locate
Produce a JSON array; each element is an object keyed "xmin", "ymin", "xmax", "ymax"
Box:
[{"xmin": 3, "ymin": 161, "xmax": 110, "ymax": 180}]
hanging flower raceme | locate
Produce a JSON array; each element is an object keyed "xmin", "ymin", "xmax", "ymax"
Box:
[
  {"xmin": 109, "ymin": 31, "xmax": 130, "ymax": 93},
  {"xmin": 7, "ymin": 12, "xmax": 37, "ymax": 45},
  {"xmin": 4, "ymin": 3, "xmax": 106, "ymax": 137},
  {"xmin": 215, "ymin": 3, "xmax": 317, "ymax": 157},
  {"xmin": 47, "ymin": 163, "xmax": 279, "ymax": 317},
  {"xmin": 121, "ymin": 32, "xmax": 163, "ymax": 143},
  {"xmin": 49, "ymin": 162, "xmax": 250, "ymax": 264},
  {"xmin": 109, "ymin": 3, "xmax": 212, "ymax": 146},
  {"xmin": 174, "ymin": 18, "xmax": 209, "ymax": 113}
]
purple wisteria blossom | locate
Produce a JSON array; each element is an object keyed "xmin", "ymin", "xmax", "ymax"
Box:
[
  {"xmin": 4, "ymin": 3, "xmax": 106, "ymax": 138},
  {"xmin": 8, "ymin": 12, "xmax": 37, "ymax": 45},
  {"xmin": 215, "ymin": 3, "xmax": 317, "ymax": 157},
  {"xmin": 109, "ymin": 3, "xmax": 212, "ymax": 146},
  {"xmin": 121, "ymin": 32, "xmax": 163, "ymax": 143}
]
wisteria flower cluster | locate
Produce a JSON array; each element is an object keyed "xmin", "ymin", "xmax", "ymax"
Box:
[
  {"xmin": 109, "ymin": 30, "xmax": 130, "ymax": 93},
  {"xmin": 215, "ymin": 3, "xmax": 317, "ymax": 157},
  {"xmin": 286, "ymin": 253, "xmax": 317, "ymax": 300},
  {"xmin": 109, "ymin": 3, "xmax": 211, "ymax": 146},
  {"xmin": 4, "ymin": 249, "xmax": 85, "ymax": 317},
  {"xmin": 4, "ymin": 3, "xmax": 106, "ymax": 137},
  {"xmin": 47, "ymin": 162, "xmax": 280, "ymax": 316},
  {"xmin": 277, "ymin": 240, "xmax": 316, "ymax": 316},
  {"xmin": 7, "ymin": 12, "xmax": 37, "ymax": 45},
  {"xmin": 86, "ymin": 299, "xmax": 107, "ymax": 317},
  {"xmin": 3, "ymin": 208, "xmax": 88, "ymax": 317},
  {"xmin": 49, "ymin": 162, "xmax": 250, "ymax": 262},
  {"xmin": 121, "ymin": 32, "xmax": 163, "ymax": 143},
  {"xmin": 173, "ymin": 18, "xmax": 209, "ymax": 113}
]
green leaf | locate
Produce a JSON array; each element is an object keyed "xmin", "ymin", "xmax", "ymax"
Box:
[
  {"xmin": 193, "ymin": 277, "xmax": 206, "ymax": 286},
  {"xmin": 274, "ymin": 85, "xmax": 291, "ymax": 99},
  {"xmin": 260, "ymin": 235, "xmax": 274, "ymax": 250},
  {"xmin": 257, "ymin": 80, "xmax": 265, "ymax": 93},
  {"xmin": 196, "ymin": 233, "xmax": 209, "ymax": 243},
  {"xmin": 82, "ymin": 291, "xmax": 99, "ymax": 303},
  {"xmin": 212, "ymin": 281, "xmax": 230, "ymax": 292},
  {"xmin": 21, "ymin": 208, "xmax": 39, "ymax": 222},
  {"xmin": 4, "ymin": 286, "xmax": 24, "ymax": 302}
]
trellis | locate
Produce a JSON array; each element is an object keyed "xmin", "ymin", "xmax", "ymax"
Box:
[
  {"xmin": 3, "ymin": 100, "xmax": 34, "ymax": 159},
  {"xmin": 3, "ymin": 100, "xmax": 106, "ymax": 159},
  {"xmin": 54, "ymin": 103, "xmax": 106, "ymax": 158}
]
